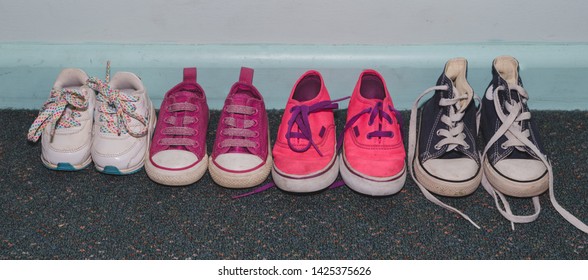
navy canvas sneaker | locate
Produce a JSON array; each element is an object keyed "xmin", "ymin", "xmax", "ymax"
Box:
[
  {"xmin": 481, "ymin": 55, "xmax": 587, "ymax": 232},
  {"xmin": 408, "ymin": 57, "xmax": 482, "ymax": 228}
]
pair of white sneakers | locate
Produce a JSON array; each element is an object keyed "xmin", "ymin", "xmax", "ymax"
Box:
[{"xmin": 27, "ymin": 63, "xmax": 156, "ymax": 175}]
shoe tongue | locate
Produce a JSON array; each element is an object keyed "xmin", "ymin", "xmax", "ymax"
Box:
[
  {"xmin": 171, "ymin": 90, "xmax": 193, "ymax": 103},
  {"xmin": 452, "ymin": 86, "xmax": 470, "ymax": 113},
  {"xmin": 120, "ymin": 88, "xmax": 139, "ymax": 98},
  {"xmin": 229, "ymin": 88, "xmax": 255, "ymax": 106},
  {"xmin": 497, "ymin": 77, "xmax": 524, "ymax": 105},
  {"xmin": 439, "ymin": 76, "xmax": 470, "ymax": 113},
  {"xmin": 235, "ymin": 84, "xmax": 262, "ymax": 100}
]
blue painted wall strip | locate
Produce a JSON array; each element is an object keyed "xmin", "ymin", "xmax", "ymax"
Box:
[{"xmin": 1, "ymin": 43, "xmax": 587, "ymax": 110}]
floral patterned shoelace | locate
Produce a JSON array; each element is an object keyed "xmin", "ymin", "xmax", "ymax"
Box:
[
  {"xmin": 27, "ymin": 87, "xmax": 88, "ymax": 142},
  {"xmin": 87, "ymin": 61, "xmax": 148, "ymax": 137}
]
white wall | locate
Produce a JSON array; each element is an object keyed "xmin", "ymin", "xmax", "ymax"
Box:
[{"xmin": 1, "ymin": 0, "xmax": 588, "ymax": 44}]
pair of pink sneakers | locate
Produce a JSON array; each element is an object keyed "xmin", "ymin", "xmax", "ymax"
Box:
[
  {"xmin": 272, "ymin": 70, "xmax": 406, "ymax": 196},
  {"xmin": 146, "ymin": 67, "xmax": 270, "ymax": 187}
]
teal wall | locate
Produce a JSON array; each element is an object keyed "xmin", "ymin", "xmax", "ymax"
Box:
[
  {"xmin": 1, "ymin": 43, "xmax": 587, "ymax": 110},
  {"xmin": 1, "ymin": 0, "xmax": 588, "ymax": 109}
]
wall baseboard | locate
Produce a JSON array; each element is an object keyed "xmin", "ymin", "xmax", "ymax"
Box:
[{"xmin": 1, "ymin": 43, "xmax": 587, "ymax": 110}]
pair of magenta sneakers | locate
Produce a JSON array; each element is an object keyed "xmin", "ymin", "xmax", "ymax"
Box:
[
  {"xmin": 146, "ymin": 67, "xmax": 271, "ymax": 188},
  {"xmin": 271, "ymin": 70, "xmax": 406, "ymax": 196}
]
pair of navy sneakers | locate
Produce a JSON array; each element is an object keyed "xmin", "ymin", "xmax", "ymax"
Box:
[{"xmin": 409, "ymin": 56, "xmax": 587, "ymax": 233}]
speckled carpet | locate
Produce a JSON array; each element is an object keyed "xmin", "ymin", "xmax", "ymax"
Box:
[{"xmin": 1, "ymin": 109, "xmax": 587, "ymax": 259}]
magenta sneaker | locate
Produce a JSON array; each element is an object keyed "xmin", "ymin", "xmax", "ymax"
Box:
[
  {"xmin": 209, "ymin": 67, "xmax": 272, "ymax": 188},
  {"xmin": 271, "ymin": 70, "xmax": 341, "ymax": 193},
  {"xmin": 145, "ymin": 68, "xmax": 209, "ymax": 186},
  {"xmin": 339, "ymin": 70, "xmax": 406, "ymax": 196}
]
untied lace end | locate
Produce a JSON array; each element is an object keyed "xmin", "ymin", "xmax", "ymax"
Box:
[
  {"xmin": 232, "ymin": 180, "xmax": 347, "ymax": 199},
  {"xmin": 232, "ymin": 182, "xmax": 276, "ymax": 199}
]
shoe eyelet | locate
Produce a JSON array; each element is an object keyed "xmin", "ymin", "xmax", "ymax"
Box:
[
  {"xmin": 253, "ymin": 120, "xmax": 258, "ymax": 127},
  {"xmin": 434, "ymin": 144, "xmax": 441, "ymax": 150},
  {"xmin": 217, "ymin": 143, "xmax": 223, "ymax": 148},
  {"xmin": 436, "ymin": 130, "xmax": 441, "ymax": 136},
  {"xmin": 253, "ymin": 108, "xmax": 259, "ymax": 115},
  {"xmin": 500, "ymin": 143, "xmax": 507, "ymax": 149},
  {"xmin": 254, "ymin": 143, "xmax": 259, "ymax": 148},
  {"xmin": 254, "ymin": 131, "xmax": 260, "ymax": 137},
  {"xmin": 464, "ymin": 144, "xmax": 470, "ymax": 149}
]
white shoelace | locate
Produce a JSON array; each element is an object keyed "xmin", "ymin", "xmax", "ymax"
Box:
[
  {"xmin": 481, "ymin": 84, "xmax": 588, "ymax": 233},
  {"xmin": 408, "ymin": 85, "xmax": 481, "ymax": 229}
]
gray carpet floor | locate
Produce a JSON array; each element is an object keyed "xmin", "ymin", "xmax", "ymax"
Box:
[{"xmin": 1, "ymin": 109, "xmax": 587, "ymax": 259}]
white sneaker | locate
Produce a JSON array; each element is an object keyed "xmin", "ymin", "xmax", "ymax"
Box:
[
  {"xmin": 27, "ymin": 68, "xmax": 96, "ymax": 171},
  {"xmin": 88, "ymin": 62, "xmax": 156, "ymax": 175}
]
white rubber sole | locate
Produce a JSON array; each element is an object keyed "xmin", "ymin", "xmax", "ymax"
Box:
[
  {"xmin": 414, "ymin": 155, "xmax": 482, "ymax": 197},
  {"xmin": 146, "ymin": 154, "xmax": 208, "ymax": 186},
  {"xmin": 271, "ymin": 154, "xmax": 339, "ymax": 193},
  {"xmin": 483, "ymin": 158, "xmax": 548, "ymax": 197},
  {"xmin": 41, "ymin": 154, "xmax": 92, "ymax": 171},
  {"xmin": 209, "ymin": 152, "xmax": 273, "ymax": 189},
  {"xmin": 340, "ymin": 153, "xmax": 406, "ymax": 196}
]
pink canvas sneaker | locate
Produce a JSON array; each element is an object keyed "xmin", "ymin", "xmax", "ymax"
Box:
[
  {"xmin": 145, "ymin": 68, "xmax": 209, "ymax": 186},
  {"xmin": 340, "ymin": 70, "xmax": 406, "ymax": 196},
  {"xmin": 271, "ymin": 70, "xmax": 341, "ymax": 193},
  {"xmin": 209, "ymin": 67, "xmax": 272, "ymax": 188}
]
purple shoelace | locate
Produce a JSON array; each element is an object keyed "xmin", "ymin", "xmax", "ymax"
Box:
[
  {"xmin": 337, "ymin": 101, "xmax": 401, "ymax": 151},
  {"xmin": 232, "ymin": 180, "xmax": 346, "ymax": 199},
  {"xmin": 286, "ymin": 99, "xmax": 340, "ymax": 156}
]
